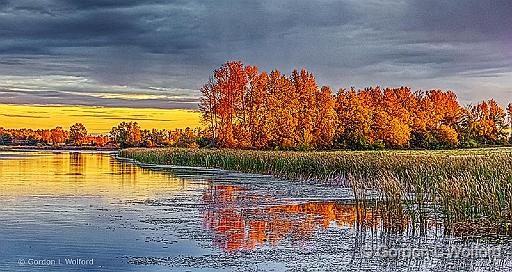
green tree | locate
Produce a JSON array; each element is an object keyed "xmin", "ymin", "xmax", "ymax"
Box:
[
  {"xmin": 110, "ymin": 122, "xmax": 142, "ymax": 148},
  {"xmin": 69, "ymin": 123, "xmax": 87, "ymax": 145}
]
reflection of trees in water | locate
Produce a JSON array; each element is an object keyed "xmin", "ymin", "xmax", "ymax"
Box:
[
  {"xmin": 69, "ymin": 152, "xmax": 85, "ymax": 176},
  {"xmin": 202, "ymin": 184, "xmax": 381, "ymax": 252},
  {"xmin": 202, "ymin": 184, "xmax": 511, "ymax": 271},
  {"xmin": 109, "ymin": 158, "xmax": 139, "ymax": 178}
]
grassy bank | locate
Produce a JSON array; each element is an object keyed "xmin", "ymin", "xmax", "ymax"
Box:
[{"xmin": 120, "ymin": 147, "xmax": 512, "ymax": 235}]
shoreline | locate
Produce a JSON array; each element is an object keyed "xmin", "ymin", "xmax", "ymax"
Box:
[
  {"xmin": 0, "ymin": 145, "xmax": 119, "ymax": 152},
  {"xmin": 120, "ymin": 147, "xmax": 512, "ymax": 235},
  {"xmin": 119, "ymin": 147, "xmax": 512, "ymax": 179}
]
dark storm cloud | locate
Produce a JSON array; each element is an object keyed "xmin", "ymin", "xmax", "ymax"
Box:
[
  {"xmin": 0, "ymin": 0, "xmax": 511, "ymax": 108},
  {"xmin": 0, "ymin": 5, "xmax": 146, "ymax": 49},
  {"xmin": 0, "ymin": 0, "xmax": 360, "ymax": 57},
  {"xmin": 404, "ymin": 0, "xmax": 512, "ymax": 39},
  {"xmin": 0, "ymin": 89, "xmax": 199, "ymax": 109}
]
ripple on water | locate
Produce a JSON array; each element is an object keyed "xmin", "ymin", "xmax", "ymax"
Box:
[{"xmin": 1, "ymin": 151, "xmax": 512, "ymax": 272}]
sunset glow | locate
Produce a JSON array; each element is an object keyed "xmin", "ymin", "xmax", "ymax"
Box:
[{"xmin": 0, "ymin": 104, "xmax": 201, "ymax": 133}]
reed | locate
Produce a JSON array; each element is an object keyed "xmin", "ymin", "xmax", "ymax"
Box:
[{"xmin": 120, "ymin": 147, "xmax": 512, "ymax": 235}]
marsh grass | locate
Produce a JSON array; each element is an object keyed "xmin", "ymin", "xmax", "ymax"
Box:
[{"xmin": 120, "ymin": 147, "xmax": 512, "ymax": 235}]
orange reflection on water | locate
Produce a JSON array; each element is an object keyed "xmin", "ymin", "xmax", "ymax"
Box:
[
  {"xmin": 0, "ymin": 151, "xmax": 201, "ymax": 200},
  {"xmin": 203, "ymin": 185, "xmax": 380, "ymax": 251}
]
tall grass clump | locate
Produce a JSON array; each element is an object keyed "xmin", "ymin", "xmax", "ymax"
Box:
[{"xmin": 120, "ymin": 147, "xmax": 512, "ymax": 235}]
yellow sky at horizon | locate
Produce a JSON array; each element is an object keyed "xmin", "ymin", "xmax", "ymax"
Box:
[{"xmin": 0, "ymin": 104, "xmax": 202, "ymax": 133}]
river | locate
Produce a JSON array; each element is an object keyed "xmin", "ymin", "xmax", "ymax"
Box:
[{"xmin": 0, "ymin": 151, "xmax": 511, "ymax": 271}]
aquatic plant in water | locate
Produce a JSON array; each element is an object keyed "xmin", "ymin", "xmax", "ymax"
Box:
[{"xmin": 120, "ymin": 147, "xmax": 512, "ymax": 235}]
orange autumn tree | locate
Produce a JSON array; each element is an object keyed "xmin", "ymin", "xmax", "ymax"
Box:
[
  {"xmin": 200, "ymin": 62, "xmax": 327, "ymax": 149},
  {"xmin": 334, "ymin": 88, "xmax": 374, "ymax": 149},
  {"xmin": 468, "ymin": 99, "xmax": 507, "ymax": 144},
  {"xmin": 411, "ymin": 90, "xmax": 464, "ymax": 148},
  {"xmin": 200, "ymin": 61, "xmax": 508, "ymax": 150},
  {"xmin": 291, "ymin": 69, "xmax": 318, "ymax": 148},
  {"xmin": 246, "ymin": 71, "xmax": 270, "ymax": 148},
  {"xmin": 215, "ymin": 62, "xmax": 250, "ymax": 147},
  {"xmin": 314, "ymin": 86, "xmax": 337, "ymax": 148},
  {"xmin": 50, "ymin": 127, "xmax": 68, "ymax": 145},
  {"xmin": 508, "ymin": 103, "xmax": 512, "ymax": 143},
  {"xmin": 200, "ymin": 61, "xmax": 259, "ymax": 148},
  {"xmin": 375, "ymin": 87, "xmax": 416, "ymax": 148},
  {"xmin": 264, "ymin": 70, "xmax": 300, "ymax": 148}
]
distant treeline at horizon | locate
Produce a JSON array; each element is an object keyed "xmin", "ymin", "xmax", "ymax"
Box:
[
  {"xmin": 0, "ymin": 122, "xmax": 204, "ymax": 148},
  {"xmin": 200, "ymin": 61, "xmax": 512, "ymax": 150}
]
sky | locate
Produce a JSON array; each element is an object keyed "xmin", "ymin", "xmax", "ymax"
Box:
[{"xmin": 0, "ymin": 0, "xmax": 511, "ymax": 132}]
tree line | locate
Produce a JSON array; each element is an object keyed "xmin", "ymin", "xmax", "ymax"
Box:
[
  {"xmin": 0, "ymin": 124, "xmax": 109, "ymax": 147},
  {"xmin": 0, "ymin": 122, "xmax": 204, "ymax": 148},
  {"xmin": 109, "ymin": 122, "xmax": 204, "ymax": 148},
  {"xmin": 200, "ymin": 61, "xmax": 512, "ymax": 150}
]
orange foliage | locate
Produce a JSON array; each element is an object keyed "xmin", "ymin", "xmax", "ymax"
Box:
[
  {"xmin": 202, "ymin": 185, "xmax": 379, "ymax": 251},
  {"xmin": 0, "ymin": 122, "xmax": 206, "ymax": 148},
  {"xmin": 314, "ymin": 86, "xmax": 337, "ymax": 148},
  {"xmin": 468, "ymin": 99, "xmax": 507, "ymax": 144},
  {"xmin": 201, "ymin": 61, "xmax": 508, "ymax": 149},
  {"xmin": 0, "ymin": 125, "xmax": 106, "ymax": 147},
  {"xmin": 508, "ymin": 103, "xmax": 512, "ymax": 142}
]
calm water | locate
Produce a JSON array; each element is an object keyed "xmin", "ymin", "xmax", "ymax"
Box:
[{"xmin": 0, "ymin": 151, "xmax": 511, "ymax": 271}]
